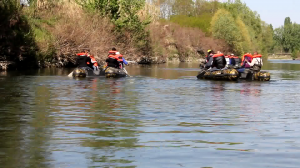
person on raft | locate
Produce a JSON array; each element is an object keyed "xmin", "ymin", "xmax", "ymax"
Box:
[
  {"xmin": 225, "ymin": 53, "xmax": 239, "ymax": 67},
  {"xmin": 106, "ymin": 48, "xmax": 128, "ymax": 69},
  {"xmin": 204, "ymin": 51, "xmax": 226, "ymax": 70},
  {"xmin": 76, "ymin": 50, "xmax": 93, "ymax": 68},
  {"xmin": 245, "ymin": 52, "xmax": 263, "ymax": 71},
  {"xmin": 206, "ymin": 50, "xmax": 214, "ymax": 63},
  {"xmin": 83, "ymin": 49, "xmax": 98, "ymax": 70}
]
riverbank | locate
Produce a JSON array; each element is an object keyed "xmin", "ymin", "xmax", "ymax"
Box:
[
  {"xmin": 0, "ymin": 1, "xmax": 229, "ymax": 71},
  {"xmin": 268, "ymin": 55, "xmax": 293, "ymax": 60}
]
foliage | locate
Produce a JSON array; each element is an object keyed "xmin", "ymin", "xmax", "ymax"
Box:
[
  {"xmin": 274, "ymin": 17, "xmax": 300, "ymax": 53},
  {"xmin": 171, "ymin": 0, "xmax": 194, "ymax": 16},
  {"xmin": 77, "ymin": 0, "xmax": 150, "ymax": 52},
  {"xmin": 211, "ymin": 9, "xmax": 243, "ymax": 55},
  {"xmin": 291, "ymin": 50, "xmax": 298, "ymax": 59},
  {"xmin": 0, "ymin": 0, "xmax": 38, "ymax": 65},
  {"xmin": 169, "ymin": 14, "xmax": 212, "ymax": 34}
]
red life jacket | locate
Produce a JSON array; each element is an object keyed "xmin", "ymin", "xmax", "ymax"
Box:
[
  {"xmin": 116, "ymin": 54, "xmax": 123, "ymax": 62},
  {"xmin": 241, "ymin": 53, "xmax": 253, "ymax": 66},
  {"xmin": 77, "ymin": 53, "xmax": 86, "ymax": 56},
  {"xmin": 90, "ymin": 56, "xmax": 98, "ymax": 67},
  {"xmin": 225, "ymin": 55, "xmax": 230, "ymax": 58},
  {"xmin": 252, "ymin": 54, "xmax": 262, "ymax": 58},
  {"xmin": 212, "ymin": 53, "xmax": 224, "ymax": 58},
  {"xmin": 108, "ymin": 51, "xmax": 117, "ymax": 55},
  {"xmin": 108, "ymin": 54, "xmax": 120, "ymax": 60}
]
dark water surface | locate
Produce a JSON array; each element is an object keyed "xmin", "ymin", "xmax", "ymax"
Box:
[{"xmin": 1, "ymin": 60, "xmax": 300, "ymax": 168}]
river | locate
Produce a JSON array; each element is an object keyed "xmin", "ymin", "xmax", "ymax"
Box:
[{"xmin": 0, "ymin": 60, "xmax": 300, "ymax": 168}]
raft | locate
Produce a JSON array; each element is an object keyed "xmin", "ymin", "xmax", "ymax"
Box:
[
  {"xmin": 71, "ymin": 67, "xmax": 105, "ymax": 78},
  {"xmin": 197, "ymin": 68, "xmax": 270, "ymax": 81},
  {"xmin": 104, "ymin": 67, "xmax": 127, "ymax": 78},
  {"xmin": 197, "ymin": 68, "xmax": 239, "ymax": 81},
  {"xmin": 239, "ymin": 69, "xmax": 270, "ymax": 81}
]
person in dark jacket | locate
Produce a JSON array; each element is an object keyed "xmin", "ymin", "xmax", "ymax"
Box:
[
  {"xmin": 212, "ymin": 52, "xmax": 226, "ymax": 69},
  {"xmin": 204, "ymin": 50, "xmax": 214, "ymax": 69},
  {"xmin": 206, "ymin": 50, "xmax": 214, "ymax": 63},
  {"xmin": 76, "ymin": 50, "xmax": 92, "ymax": 68}
]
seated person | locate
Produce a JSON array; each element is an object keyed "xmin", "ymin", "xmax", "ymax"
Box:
[
  {"xmin": 241, "ymin": 53, "xmax": 253, "ymax": 68},
  {"xmin": 76, "ymin": 50, "xmax": 92, "ymax": 68},
  {"xmin": 246, "ymin": 52, "xmax": 263, "ymax": 71},
  {"xmin": 211, "ymin": 52, "xmax": 226, "ymax": 70},
  {"xmin": 206, "ymin": 50, "xmax": 214, "ymax": 63},
  {"xmin": 106, "ymin": 54, "xmax": 120, "ymax": 68}
]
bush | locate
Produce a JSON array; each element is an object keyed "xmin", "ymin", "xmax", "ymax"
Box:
[
  {"xmin": 170, "ymin": 13, "xmax": 212, "ymax": 34},
  {"xmin": 291, "ymin": 50, "xmax": 299, "ymax": 60}
]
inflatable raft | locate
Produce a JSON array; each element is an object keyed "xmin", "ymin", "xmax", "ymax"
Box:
[
  {"xmin": 238, "ymin": 69, "xmax": 270, "ymax": 81},
  {"xmin": 197, "ymin": 68, "xmax": 239, "ymax": 81},
  {"xmin": 71, "ymin": 67, "xmax": 105, "ymax": 78},
  {"xmin": 71, "ymin": 66, "xmax": 128, "ymax": 78},
  {"xmin": 197, "ymin": 68, "xmax": 270, "ymax": 81},
  {"xmin": 104, "ymin": 67, "xmax": 127, "ymax": 78}
]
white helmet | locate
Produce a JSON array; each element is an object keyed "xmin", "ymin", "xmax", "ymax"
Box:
[{"xmin": 116, "ymin": 52, "xmax": 120, "ymax": 55}]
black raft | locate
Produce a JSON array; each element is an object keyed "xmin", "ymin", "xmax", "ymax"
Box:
[
  {"xmin": 197, "ymin": 68, "xmax": 270, "ymax": 81},
  {"xmin": 72, "ymin": 67, "xmax": 105, "ymax": 78},
  {"xmin": 197, "ymin": 68, "xmax": 239, "ymax": 81},
  {"xmin": 104, "ymin": 67, "xmax": 127, "ymax": 78}
]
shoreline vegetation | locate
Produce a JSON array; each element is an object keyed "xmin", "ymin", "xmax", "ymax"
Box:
[{"xmin": 1, "ymin": 0, "xmax": 300, "ymax": 71}]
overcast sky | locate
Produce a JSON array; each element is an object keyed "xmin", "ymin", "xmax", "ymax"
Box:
[{"xmin": 241, "ymin": 0, "xmax": 300, "ymax": 28}]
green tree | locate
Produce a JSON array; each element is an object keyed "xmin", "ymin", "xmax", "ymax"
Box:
[
  {"xmin": 172, "ymin": 0, "xmax": 194, "ymax": 16},
  {"xmin": 211, "ymin": 9, "xmax": 243, "ymax": 55}
]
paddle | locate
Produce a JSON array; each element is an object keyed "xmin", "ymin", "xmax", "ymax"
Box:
[
  {"xmin": 68, "ymin": 71, "xmax": 73, "ymax": 77},
  {"xmin": 123, "ymin": 67, "xmax": 130, "ymax": 77}
]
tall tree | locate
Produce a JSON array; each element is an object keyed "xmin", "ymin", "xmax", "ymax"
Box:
[{"xmin": 171, "ymin": 0, "xmax": 194, "ymax": 16}]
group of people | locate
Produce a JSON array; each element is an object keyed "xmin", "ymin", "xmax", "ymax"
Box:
[
  {"xmin": 204, "ymin": 50, "xmax": 263, "ymax": 71},
  {"xmin": 76, "ymin": 48, "xmax": 128, "ymax": 71}
]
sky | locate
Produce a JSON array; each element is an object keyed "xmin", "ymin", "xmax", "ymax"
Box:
[{"xmin": 241, "ymin": 0, "xmax": 300, "ymax": 28}]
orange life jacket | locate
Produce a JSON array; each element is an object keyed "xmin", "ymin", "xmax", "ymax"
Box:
[
  {"xmin": 108, "ymin": 54, "xmax": 119, "ymax": 60},
  {"xmin": 108, "ymin": 54, "xmax": 123, "ymax": 62},
  {"xmin": 252, "ymin": 54, "xmax": 262, "ymax": 58},
  {"xmin": 212, "ymin": 53, "xmax": 224, "ymax": 58},
  {"xmin": 108, "ymin": 51, "xmax": 117, "ymax": 55},
  {"xmin": 90, "ymin": 55, "xmax": 98, "ymax": 67},
  {"xmin": 241, "ymin": 53, "xmax": 253, "ymax": 65},
  {"xmin": 116, "ymin": 54, "xmax": 123, "ymax": 62},
  {"xmin": 77, "ymin": 53, "xmax": 86, "ymax": 56}
]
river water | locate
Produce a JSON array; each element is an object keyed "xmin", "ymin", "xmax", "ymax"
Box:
[{"xmin": 0, "ymin": 60, "xmax": 300, "ymax": 168}]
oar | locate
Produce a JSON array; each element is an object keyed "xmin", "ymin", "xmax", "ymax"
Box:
[
  {"xmin": 68, "ymin": 71, "xmax": 73, "ymax": 77},
  {"xmin": 123, "ymin": 67, "xmax": 130, "ymax": 77}
]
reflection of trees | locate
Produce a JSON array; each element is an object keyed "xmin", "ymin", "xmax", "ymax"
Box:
[
  {"xmin": 0, "ymin": 77, "xmax": 52, "ymax": 168},
  {"xmin": 126, "ymin": 63, "xmax": 199, "ymax": 79},
  {"xmin": 61, "ymin": 78, "xmax": 141, "ymax": 167}
]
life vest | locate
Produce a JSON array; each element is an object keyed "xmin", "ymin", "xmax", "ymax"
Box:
[
  {"xmin": 108, "ymin": 54, "xmax": 120, "ymax": 60},
  {"xmin": 90, "ymin": 55, "xmax": 98, "ymax": 67},
  {"xmin": 108, "ymin": 51, "xmax": 117, "ymax": 55},
  {"xmin": 212, "ymin": 53, "xmax": 224, "ymax": 58},
  {"xmin": 116, "ymin": 54, "xmax": 123, "ymax": 62},
  {"xmin": 252, "ymin": 54, "xmax": 262, "ymax": 58},
  {"xmin": 241, "ymin": 53, "xmax": 253, "ymax": 66},
  {"xmin": 77, "ymin": 53, "xmax": 86, "ymax": 56}
]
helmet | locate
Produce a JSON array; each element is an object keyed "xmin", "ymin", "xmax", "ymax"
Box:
[
  {"xmin": 116, "ymin": 52, "xmax": 120, "ymax": 55},
  {"xmin": 230, "ymin": 53, "xmax": 234, "ymax": 56},
  {"xmin": 207, "ymin": 49, "xmax": 211, "ymax": 53}
]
